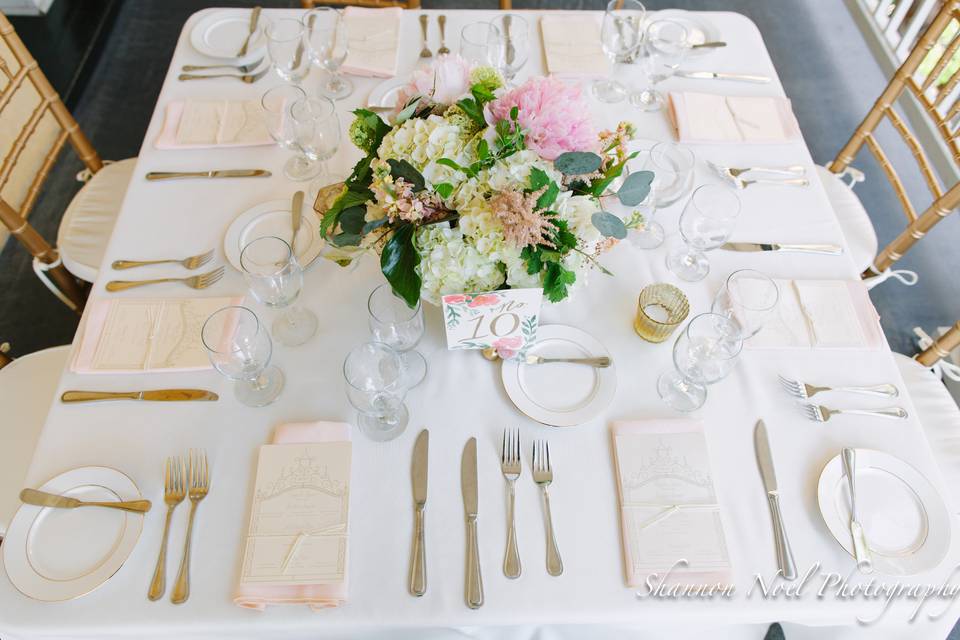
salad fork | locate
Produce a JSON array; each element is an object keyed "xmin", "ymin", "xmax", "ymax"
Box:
[
  {"xmin": 112, "ymin": 249, "xmax": 214, "ymax": 271},
  {"xmin": 778, "ymin": 375, "xmax": 899, "ymax": 399},
  {"xmin": 148, "ymin": 456, "xmax": 186, "ymax": 601},
  {"xmin": 105, "ymin": 266, "xmax": 224, "ymax": 292},
  {"xmin": 171, "ymin": 450, "xmax": 210, "ymax": 604},
  {"xmin": 802, "ymin": 404, "xmax": 908, "ymax": 422},
  {"xmin": 500, "ymin": 429, "xmax": 521, "ymax": 579},
  {"xmin": 532, "ymin": 440, "xmax": 562, "ymax": 576},
  {"xmin": 418, "ymin": 14, "xmax": 432, "ymax": 59}
]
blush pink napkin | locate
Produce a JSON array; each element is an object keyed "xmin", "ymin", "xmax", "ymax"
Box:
[
  {"xmin": 668, "ymin": 91, "xmax": 801, "ymax": 144},
  {"xmin": 340, "ymin": 7, "xmax": 402, "ymax": 78},
  {"xmin": 234, "ymin": 421, "xmax": 352, "ymax": 611}
]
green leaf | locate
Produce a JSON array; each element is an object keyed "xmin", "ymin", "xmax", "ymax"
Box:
[
  {"xmin": 551, "ymin": 219, "xmax": 577, "ymax": 251},
  {"xmin": 380, "ymin": 224, "xmax": 421, "ymax": 308},
  {"xmin": 387, "ymin": 159, "xmax": 426, "ymax": 192},
  {"xmin": 456, "ymin": 97, "xmax": 487, "ymax": 128},
  {"xmin": 435, "ymin": 182, "xmax": 454, "ymax": 199},
  {"xmin": 592, "ymin": 211, "xmax": 628, "ymax": 239},
  {"xmin": 351, "ymin": 109, "xmax": 392, "ymax": 152},
  {"xmin": 477, "ymin": 138, "xmax": 490, "ymax": 160},
  {"xmin": 528, "ymin": 167, "xmax": 551, "ymax": 191},
  {"xmin": 510, "ymin": 106, "xmax": 519, "ymax": 121},
  {"xmin": 536, "ymin": 181, "xmax": 560, "ymax": 210},
  {"xmin": 521, "ymin": 245, "xmax": 543, "ymax": 275},
  {"xmin": 331, "ymin": 232, "xmax": 361, "ymax": 247},
  {"xmin": 320, "ymin": 187, "xmax": 371, "ymax": 238},
  {"xmin": 338, "ymin": 205, "xmax": 367, "ymax": 235},
  {"xmin": 617, "ymin": 170, "xmax": 655, "ymax": 206},
  {"xmin": 543, "ymin": 262, "xmax": 576, "ymax": 302},
  {"xmin": 437, "ymin": 157, "xmax": 476, "ymax": 178},
  {"xmin": 395, "ymin": 96, "xmax": 421, "ymax": 124},
  {"xmin": 361, "ymin": 217, "xmax": 389, "ymax": 235},
  {"xmin": 554, "ymin": 151, "xmax": 603, "ymax": 176},
  {"xmin": 471, "ymin": 84, "xmax": 496, "ymax": 105}
]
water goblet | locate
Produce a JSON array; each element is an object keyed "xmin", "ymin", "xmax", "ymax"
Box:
[
  {"xmin": 666, "ymin": 184, "xmax": 741, "ymax": 282},
  {"xmin": 344, "ymin": 342, "xmax": 409, "ymax": 442},
  {"xmin": 240, "ymin": 236, "xmax": 318, "ymax": 347},
  {"xmin": 711, "ymin": 269, "xmax": 780, "ymax": 339},
  {"xmin": 265, "ymin": 18, "xmax": 310, "ymax": 83},
  {"xmin": 289, "ymin": 96, "xmax": 341, "ymax": 197},
  {"xmin": 201, "ymin": 306, "xmax": 285, "ymax": 407},
  {"xmin": 644, "ymin": 142, "xmax": 696, "ymax": 208},
  {"xmin": 367, "ymin": 283, "xmax": 427, "ymax": 388},
  {"xmin": 303, "ymin": 7, "xmax": 353, "ymax": 100},
  {"xmin": 487, "ymin": 14, "xmax": 529, "ymax": 86},
  {"xmin": 593, "ymin": 0, "xmax": 646, "ymax": 104},
  {"xmin": 631, "ymin": 19, "xmax": 689, "ymax": 112},
  {"xmin": 460, "ymin": 22, "xmax": 498, "ymax": 65},
  {"xmin": 261, "ymin": 84, "xmax": 322, "ymax": 182}
]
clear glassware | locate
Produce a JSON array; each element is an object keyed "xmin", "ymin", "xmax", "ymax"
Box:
[
  {"xmin": 367, "ymin": 283, "xmax": 427, "ymax": 388},
  {"xmin": 631, "ymin": 19, "xmax": 689, "ymax": 112},
  {"xmin": 201, "ymin": 306, "xmax": 285, "ymax": 407},
  {"xmin": 711, "ymin": 269, "xmax": 780, "ymax": 339},
  {"xmin": 593, "ymin": 0, "xmax": 645, "ymax": 104},
  {"xmin": 666, "ymin": 184, "xmax": 741, "ymax": 282},
  {"xmin": 657, "ymin": 312, "xmax": 743, "ymax": 412},
  {"xmin": 344, "ymin": 342, "xmax": 409, "ymax": 442},
  {"xmin": 643, "ymin": 142, "xmax": 696, "ymax": 208},
  {"xmin": 303, "ymin": 7, "xmax": 353, "ymax": 100},
  {"xmin": 261, "ymin": 84, "xmax": 322, "ymax": 182},
  {"xmin": 460, "ymin": 22, "xmax": 498, "ymax": 65},
  {"xmin": 265, "ymin": 18, "xmax": 310, "ymax": 83},
  {"xmin": 240, "ymin": 236, "xmax": 318, "ymax": 347},
  {"xmin": 487, "ymin": 14, "xmax": 529, "ymax": 86},
  {"xmin": 289, "ymin": 96, "xmax": 341, "ymax": 198},
  {"xmin": 634, "ymin": 283, "xmax": 690, "ymax": 343}
]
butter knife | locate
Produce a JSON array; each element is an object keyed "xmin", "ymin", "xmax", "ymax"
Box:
[
  {"xmin": 291, "ymin": 190, "xmax": 304, "ymax": 249},
  {"xmin": 21, "ymin": 488, "xmax": 151, "ymax": 513},
  {"xmin": 755, "ymin": 420, "xmax": 797, "ymax": 580},
  {"xmin": 409, "ymin": 429, "xmax": 429, "ymax": 596},
  {"xmin": 236, "ymin": 6, "xmax": 261, "ymax": 58},
  {"xmin": 461, "ymin": 437, "xmax": 483, "ymax": 609},
  {"xmin": 145, "ymin": 169, "xmax": 271, "ymax": 181},
  {"xmin": 721, "ymin": 242, "xmax": 843, "ymax": 256},
  {"xmin": 841, "ymin": 448, "xmax": 873, "ymax": 573},
  {"xmin": 61, "ymin": 389, "xmax": 219, "ymax": 403},
  {"xmin": 676, "ymin": 70, "xmax": 771, "ymax": 84}
]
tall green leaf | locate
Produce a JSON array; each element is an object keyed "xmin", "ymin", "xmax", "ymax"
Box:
[
  {"xmin": 380, "ymin": 224, "xmax": 422, "ymax": 308},
  {"xmin": 387, "ymin": 159, "xmax": 426, "ymax": 192}
]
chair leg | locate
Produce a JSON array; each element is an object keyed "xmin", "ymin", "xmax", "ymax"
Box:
[
  {"xmin": 916, "ymin": 321, "xmax": 960, "ymax": 367},
  {"xmin": 500, "ymin": 0, "xmax": 513, "ymax": 8},
  {"xmin": 0, "ymin": 343, "xmax": 11, "ymax": 369}
]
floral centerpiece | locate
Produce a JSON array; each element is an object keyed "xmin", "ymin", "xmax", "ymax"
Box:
[{"xmin": 320, "ymin": 55, "xmax": 653, "ymax": 307}]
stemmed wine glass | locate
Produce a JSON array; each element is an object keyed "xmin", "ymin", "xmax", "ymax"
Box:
[
  {"xmin": 265, "ymin": 18, "xmax": 309, "ymax": 83},
  {"xmin": 593, "ymin": 0, "xmax": 646, "ymax": 104},
  {"xmin": 344, "ymin": 342, "xmax": 409, "ymax": 442},
  {"xmin": 666, "ymin": 184, "xmax": 741, "ymax": 282},
  {"xmin": 261, "ymin": 84, "xmax": 322, "ymax": 182},
  {"xmin": 290, "ymin": 96, "xmax": 341, "ymax": 197},
  {"xmin": 631, "ymin": 19, "xmax": 689, "ymax": 111},
  {"xmin": 711, "ymin": 269, "xmax": 781, "ymax": 339},
  {"xmin": 460, "ymin": 22, "xmax": 498, "ymax": 65},
  {"xmin": 240, "ymin": 236, "xmax": 318, "ymax": 347},
  {"xmin": 367, "ymin": 283, "xmax": 427, "ymax": 388},
  {"xmin": 629, "ymin": 143, "xmax": 696, "ymax": 249},
  {"xmin": 657, "ymin": 312, "xmax": 743, "ymax": 412},
  {"xmin": 487, "ymin": 14, "xmax": 529, "ymax": 86},
  {"xmin": 202, "ymin": 306, "xmax": 285, "ymax": 407},
  {"xmin": 303, "ymin": 7, "xmax": 352, "ymax": 100}
]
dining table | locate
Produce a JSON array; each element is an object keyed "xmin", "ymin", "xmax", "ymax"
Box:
[{"xmin": 2, "ymin": 8, "xmax": 958, "ymax": 640}]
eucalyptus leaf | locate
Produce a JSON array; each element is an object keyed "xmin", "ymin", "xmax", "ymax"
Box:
[
  {"xmin": 617, "ymin": 170, "xmax": 655, "ymax": 206},
  {"xmin": 395, "ymin": 97, "xmax": 421, "ymax": 124},
  {"xmin": 554, "ymin": 151, "xmax": 602, "ymax": 176},
  {"xmin": 361, "ymin": 217, "xmax": 389, "ymax": 235},
  {"xmin": 380, "ymin": 224, "xmax": 421, "ymax": 308},
  {"xmin": 591, "ymin": 211, "xmax": 628, "ymax": 239},
  {"xmin": 387, "ymin": 158, "xmax": 426, "ymax": 192}
]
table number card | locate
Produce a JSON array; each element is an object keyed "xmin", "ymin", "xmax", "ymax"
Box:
[{"xmin": 441, "ymin": 288, "xmax": 542, "ymax": 359}]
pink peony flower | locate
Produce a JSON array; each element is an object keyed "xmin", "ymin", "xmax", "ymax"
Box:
[
  {"xmin": 468, "ymin": 294, "xmax": 501, "ymax": 308},
  {"xmin": 396, "ymin": 54, "xmax": 471, "ymax": 110},
  {"xmin": 486, "ymin": 77, "xmax": 597, "ymax": 160},
  {"xmin": 493, "ymin": 336, "xmax": 523, "ymax": 359}
]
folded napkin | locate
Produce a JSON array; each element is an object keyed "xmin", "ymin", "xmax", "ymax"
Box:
[
  {"xmin": 341, "ymin": 7, "xmax": 402, "ymax": 78},
  {"xmin": 234, "ymin": 421, "xmax": 352, "ymax": 611},
  {"xmin": 742, "ymin": 278, "xmax": 883, "ymax": 350},
  {"xmin": 155, "ymin": 100, "xmax": 273, "ymax": 150},
  {"xmin": 611, "ymin": 420, "xmax": 733, "ymax": 588},
  {"xmin": 668, "ymin": 91, "xmax": 801, "ymax": 144},
  {"xmin": 540, "ymin": 14, "xmax": 610, "ymax": 78}
]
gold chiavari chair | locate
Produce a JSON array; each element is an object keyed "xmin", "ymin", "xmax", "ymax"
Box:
[
  {"xmin": 0, "ymin": 12, "xmax": 137, "ymax": 312},
  {"xmin": 822, "ymin": 0, "xmax": 960, "ymax": 282},
  {"xmin": 916, "ymin": 320, "xmax": 960, "ymax": 369},
  {"xmin": 300, "ymin": 0, "xmax": 513, "ymax": 9}
]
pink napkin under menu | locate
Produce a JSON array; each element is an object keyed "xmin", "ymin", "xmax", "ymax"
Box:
[
  {"xmin": 668, "ymin": 91, "xmax": 801, "ymax": 144},
  {"xmin": 340, "ymin": 7, "xmax": 402, "ymax": 78},
  {"xmin": 155, "ymin": 100, "xmax": 274, "ymax": 150},
  {"xmin": 234, "ymin": 421, "xmax": 352, "ymax": 611}
]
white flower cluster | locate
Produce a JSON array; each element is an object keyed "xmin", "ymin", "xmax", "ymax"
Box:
[
  {"xmin": 376, "ymin": 115, "xmax": 472, "ymax": 187},
  {"xmin": 415, "ymin": 225, "xmax": 505, "ymax": 304}
]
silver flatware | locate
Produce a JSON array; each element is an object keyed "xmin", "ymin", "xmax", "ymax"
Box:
[
  {"xmin": 841, "ymin": 448, "xmax": 873, "ymax": 573},
  {"xmin": 61, "ymin": 389, "xmax": 219, "ymax": 403},
  {"xmin": 235, "ymin": 6, "xmax": 261, "ymax": 57},
  {"xmin": 145, "ymin": 169, "xmax": 271, "ymax": 181},
  {"xmin": 500, "ymin": 429, "xmax": 521, "ymax": 579},
  {"xmin": 532, "ymin": 439, "xmax": 562, "ymax": 576},
  {"xmin": 177, "ymin": 66, "xmax": 270, "ymax": 83},
  {"xmin": 409, "ymin": 429, "xmax": 429, "ymax": 597},
  {"xmin": 503, "ymin": 14, "xmax": 515, "ymax": 68},
  {"xmin": 112, "ymin": 249, "xmax": 214, "ymax": 271},
  {"xmin": 727, "ymin": 176, "xmax": 808, "ymax": 189},
  {"xmin": 523, "ymin": 354, "xmax": 611, "ymax": 368},
  {"xmin": 171, "ymin": 449, "xmax": 210, "ymax": 604},
  {"xmin": 708, "ymin": 161, "xmax": 808, "ymax": 188},
  {"xmin": 691, "ymin": 41, "xmax": 726, "ymax": 49},
  {"xmin": 437, "ymin": 15, "xmax": 450, "ymax": 55},
  {"xmin": 291, "ymin": 190, "xmax": 304, "ymax": 248},
  {"xmin": 677, "ymin": 70, "xmax": 771, "ymax": 83},
  {"xmin": 20, "ymin": 488, "xmax": 151, "ymax": 513},
  {"xmin": 419, "ymin": 14, "xmax": 432, "ymax": 59},
  {"xmin": 708, "ymin": 162, "xmax": 806, "ymax": 178},
  {"xmin": 149, "ymin": 456, "xmax": 186, "ymax": 600},
  {"xmin": 461, "ymin": 437, "xmax": 483, "ymax": 609},
  {"xmin": 105, "ymin": 266, "xmax": 225, "ymax": 292},
  {"xmin": 181, "ymin": 59, "xmax": 263, "ymax": 73},
  {"xmin": 778, "ymin": 375, "xmax": 899, "ymax": 400},
  {"xmin": 720, "ymin": 242, "xmax": 843, "ymax": 256},
  {"xmin": 754, "ymin": 419, "xmax": 797, "ymax": 580},
  {"xmin": 803, "ymin": 404, "xmax": 908, "ymax": 422}
]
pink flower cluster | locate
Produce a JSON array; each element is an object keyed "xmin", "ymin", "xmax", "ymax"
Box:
[
  {"xmin": 395, "ymin": 54, "xmax": 472, "ymax": 111},
  {"xmin": 372, "ymin": 177, "xmax": 444, "ymax": 224},
  {"xmin": 486, "ymin": 77, "xmax": 597, "ymax": 160}
]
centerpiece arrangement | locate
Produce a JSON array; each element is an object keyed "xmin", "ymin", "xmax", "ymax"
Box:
[{"xmin": 320, "ymin": 55, "xmax": 653, "ymax": 307}]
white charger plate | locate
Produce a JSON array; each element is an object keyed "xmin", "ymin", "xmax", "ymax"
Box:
[
  {"xmin": 224, "ymin": 198, "xmax": 325, "ymax": 272},
  {"xmin": 3, "ymin": 467, "xmax": 144, "ymax": 602},
  {"xmin": 817, "ymin": 449, "xmax": 950, "ymax": 576},
  {"xmin": 652, "ymin": 10, "xmax": 721, "ymax": 56},
  {"xmin": 366, "ymin": 76, "xmax": 409, "ymax": 110},
  {"xmin": 190, "ymin": 10, "xmax": 266, "ymax": 62},
  {"xmin": 501, "ymin": 324, "xmax": 616, "ymax": 427}
]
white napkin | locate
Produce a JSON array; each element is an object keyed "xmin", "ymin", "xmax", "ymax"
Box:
[
  {"xmin": 540, "ymin": 14, "xmax": 610, "ymax": 77},
  {"xmin": 341, "ymin": 7, "xmax": 401, "ymax": 78},
  {"xmin": 668, "ymin": 91, "xmax": 801, "ymax": 144},
  {"xmin": 155, "ymin": 100, "xmax": 273, "ymax": 149}
]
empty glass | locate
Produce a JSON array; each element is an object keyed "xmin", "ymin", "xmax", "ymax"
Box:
[
  {"xmin": 667, "ymin": 184, "xmax": 741, "ymax": 282},
  {"xmin": 594, "ymin": 0, "xmax": 646, "ymax": 103},
  {"xmin": 240, "ymin": 236, "xmax": 318, "ymax": 347},
  {"xmin": 290, "ymin": 96, "xmax": 341, "ymax": 195},
  {"xmin": 261, "ymin": 84, "xmax": 322, "ymax": 182},
  {"xmin": 202, "ymin": 306, "xmax": 284, "ymax": 407},
  {"xmin": 367, "ymin": 283, "xmax": 427, "ymax": 388},
  {"xmin": 711, "ymin": 269, "xmax": 780, "ymax": 339},
  {"xmin": 303, "ymin": 7, "xmax": 352, "ymax": 100},
  {"xmin": 487, "ymin": 14, "xmax": 529, "ymax": 86},
  {"xmin": 657, "ymin": 313, "xmax": 743, "ymax": 412},
  {"xmin": 344, "ymin": 342, "xmax": 409, "ymax": 442},
  {"xmin": 265, "ymin": 18, "xmax": 310, "ymax": 82},
  {"xmin": 460, "ymin": 22, "xmax": 498, "ymax": 65},
  {"xmin": 631, "ymin": 19, "xmax": 689, "ymax": 111},
  {"xmin": 644, "ymin": 142, "xmax": 696, "ymax": 208}
]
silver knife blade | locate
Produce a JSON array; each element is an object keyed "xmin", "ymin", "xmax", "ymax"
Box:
[
  {"xmin": 60, "ymin": 389, "xmax": 219, "ymax": 402},
  {"xmin": 291, "ymin": 190, "xmax": 304, "ymax": 245},
  {"xmin": 461, "ymin": 437, "xmax": 478, "ymax": 517},
  {"xmin": 720, "ymin": 242, "xmax": 843, "ymax": 255},
  {"xmin": 677, "ymin": 70, "xmax": 771, "ymax": 83},
  {"xmin": 145, "ymin": 169, "xmax": 271, "ymax": 181},
  {"xmin": 754, "ymin": 419, "xmax": 778, "ymax": 493},
  {"xmin": 412, "ymin": 429, "xmax": 429, "ymax": 506}
]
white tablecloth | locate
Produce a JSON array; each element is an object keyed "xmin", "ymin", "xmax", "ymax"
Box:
[{"xmin": 2, "ymin": 9, "xmax": 958, "ymax": 640}]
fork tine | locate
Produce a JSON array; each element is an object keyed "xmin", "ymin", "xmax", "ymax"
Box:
[
  {"xmin": 201, "ymin": 450, "xmax": 209, "ymax": 489},
  {"xmin": 545, "ymin": 440, "xmax": 551, "ymax": 472},
  {"xmin": 514, "ymin": 430, "xmax": 520, "ymax": 466},
  {"xmin": 194, "ymin": 249, "xmax": 214, "ymax": 268},
  {"xmin": 164, "ymin": 457, "xmax": 171, "ymax": 494}
]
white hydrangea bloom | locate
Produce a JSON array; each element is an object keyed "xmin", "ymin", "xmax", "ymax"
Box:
[
  {"xmin": 377, "ymin": 115, "xmax": 475, "ymax": 188},
  {"xmin": 415, "ymin": 224, "xmax": 505, "ymax": 304}
]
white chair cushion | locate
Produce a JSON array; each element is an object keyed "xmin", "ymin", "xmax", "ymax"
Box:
[
  {"xmin": 815, "ymin": 165, "xmax": 878, "ymax": 275},
  {"xmin": 0, "ymin": 345, "xmax": 71, "ymax": 537},
  {"xmin": 56, "ymin": 157, "xmax": 137, "ymax": 283}
]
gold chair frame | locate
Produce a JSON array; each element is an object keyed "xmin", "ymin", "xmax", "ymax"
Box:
[
  {"xmin": 828, "ymin": 0, "xmax": 960, "ymax": 278},
  {"xmin": 0, "ymin": 342, "xmax": 10, "ymax": 369},
  {"xmin": 300, "ymin": 0, "xmax": 513, "ymax": 9},
  {"xmin": 0, "ymin": 12, "xmax": 102, "ymax": 312},
  {"xmin": 916, "ymin": 320, "xmax": 960, "ymax": 367}
]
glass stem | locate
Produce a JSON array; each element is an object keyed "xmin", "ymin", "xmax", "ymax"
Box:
[{"xmin": 249, "ymin": 373, "xmax": 268, "ymax": 391}]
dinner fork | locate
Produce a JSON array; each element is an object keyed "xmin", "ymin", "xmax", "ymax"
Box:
[
  {"xmin": 778, "ymin": 375, "xmax": 899, "ymax": 399},
  {"xmin": 532, "ymin": 440, "xmax": 562, "ymax": 576},
  {"xmin": 500, "ymin": 429, "xmax": 521, "ymax": 579},
  {"xmin": 177, "ymin": 67, "xmax": 270, "ymax": 83},
  {"xmin": 181, "ymin": 59, "xmax": 264, "ymax": 73},
  {"xmin": 437, "ymin": 15, "xmax": 450, "ymax": 55},
  {"xmin": 148, "ymin": 456, "xmax": 186, "ymax": 601},
  {"xmin": 709, "ymin": 162, "xmax": 806, "ymax": 178},
  {"xmin": 105, "ymin": 266, "xmax": 224, "ymax": 292},
  {"xmin": 171, "ymin": 450, "xmax": 210, "ymax": 604},
  {"xmin": 418, "ymin": 14, "xmax": 432, "ymax": 59},
  {"xmin": 112, "ymin": 249, "xmax": 214, "ymax": 271},
  {"xmin": 802, "ymin": 404, "xmax": 909, "ymax": 422}
]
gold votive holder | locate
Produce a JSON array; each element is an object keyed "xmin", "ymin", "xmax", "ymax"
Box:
[{"xmin": 634, "ymin": 283, "xmax": 690, "ymax": 343}]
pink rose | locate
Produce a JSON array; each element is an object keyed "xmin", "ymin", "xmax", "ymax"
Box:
[
  {"xmin": 443, "ymin": 294, "xmax": 467, "ymax": 305},
  {"xmin": 396, "ymin": 54, "xmax": 471, "ymax": 110},
  {"xmin": 493, "ymin": 336, "xmax": 523, "ymax": 359},
  {"xmin": 468, "ymin": 294, "xmax": 500, "ymax": 308}
]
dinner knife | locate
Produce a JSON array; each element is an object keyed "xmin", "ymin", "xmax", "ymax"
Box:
[
  {"xmin": 720, "ymin": 242, "xmax": 843, "ymax": 256},
  {"xmin": 236, "ymin": 6, "xmax": 261, "ymax": 58},
  {"xmin": 754, "ymin": 420, "xmax": 797, "ymax": 580},
  {"xmin": 145, "ymin": 169, "xmax": 271, "ymax": 181},
  {"xmin": 461, "ymin": 437, "xmax": 483, "ymax": 609},
  {"xmin": 841, "ymin": 448, "xmax": 873, "ymax": 573},
  {"xmin": 61, "ymin": 389, "xmax": 219, "ymax": 403},
  {"xmin": 676, "ymin": 70, "xmax": 771, "ymax": 84},
  {"xmin": 291, "ymin": 190, "xmax": 304, "ymax": 248},
  {"xmin": 20, "ymin": 488, "xmax": 152, "ymax": 513},
  {"xmin": 409, "ymin": 429, "xmax": 429, "ymax": 597}
]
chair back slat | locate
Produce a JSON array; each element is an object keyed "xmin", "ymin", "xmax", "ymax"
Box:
[{"xmin": 916, "ymin": 321, "xmax": 960, "ymax": 366}]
